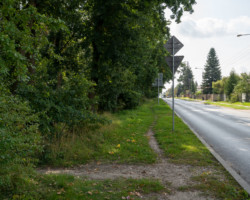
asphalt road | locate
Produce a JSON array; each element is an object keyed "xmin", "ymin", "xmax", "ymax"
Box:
[{"xmin": 163, "ymin": 98, "xmax": 250, "ymax": 186}]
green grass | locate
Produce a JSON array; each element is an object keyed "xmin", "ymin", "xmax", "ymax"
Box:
[
  {"xmin": 205, "ymin": 101, "xmax": 250, "ymax": 110},
  {"xmin": 7, "ymin": 174, "xmax": 166, "ymax": 200},
  {"xmin": 154, "ymin": 99, "xmax": 250, "ymax": 199},
  {"xmin": 153, "ymin": 100, "xmax": 218, "ymax": 166},
  {"xmin": 177, "ymin": 171, "xmax": 250, "ymax": 200},
  {"xmin": 44, "ymin": 99, "xmax": 157, "ymax": 167},
  {"xmin": 11, "ymin": 98, "xmax": 248, "ymax": 200},
  {"xmin": 178, "ymin": 97, "xmax": 250, "ymax": 110},
  {"xmin": 190, "ymin": 173, "xmax": 250, "ymax": 200}
]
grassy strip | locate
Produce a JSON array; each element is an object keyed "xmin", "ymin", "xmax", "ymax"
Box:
[
  {"xmin": 9, "ymin": 174, "xmax": 166, "ymax": 200},
  {"xmin": 153, "ymin": 100, "xmax": 217, "ymax": 166},
  {"xmin": 154, "ymin": 99, "xmax": 250, "ymax": 199},
  {"xmin": 178, "ymin": 97, "xmax": 250, "ymax": 110},
  {"xmin": 44, "ymin": 99, "xmax": 157, "ymax": 166},
  {"xmin": 205, "ymin": 101, "xmax": 250, "ymax": 110}
]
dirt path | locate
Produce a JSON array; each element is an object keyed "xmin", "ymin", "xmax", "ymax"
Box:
[{"xmin": 38, "ymin": 129, "xmax": 216, "ymax": 200}]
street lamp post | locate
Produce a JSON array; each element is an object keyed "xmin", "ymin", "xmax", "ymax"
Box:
[{"xmin": 237, "ymin": 34, "xmax": 250, "ymax": 37}]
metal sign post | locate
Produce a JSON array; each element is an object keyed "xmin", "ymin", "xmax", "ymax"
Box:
[
  {"xmin": 152, "ymin": 73, "xmax": 163, "ymax": 105},
  {"xmin": 164, "ymin": 36, "xmax": 184, "ymax": 132},
  {"xmin": 158, "ymin": 73, "xmax": 159, "ymax": 104},
  {"xmin": 172, "ymin": 37, "xmax": 175, "ymax": 132}
]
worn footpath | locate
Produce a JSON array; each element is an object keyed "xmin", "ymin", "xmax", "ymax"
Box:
[{"xmin": 39, "ymin": 127, "xmax": 217, "ymax": 200}]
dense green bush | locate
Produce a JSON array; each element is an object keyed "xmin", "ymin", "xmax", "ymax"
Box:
[
  {"xmin": 0, "ymin": 94, "xmax": 42, "ymax": 198},
  {"xmin": 18, "ymin": 70, "xmax": 97, "ymax": 140}
]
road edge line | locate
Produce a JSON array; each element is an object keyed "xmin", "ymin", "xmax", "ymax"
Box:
[{"xmin": 163, "ymin": 98, "xmax": 250, "ymax": 195}]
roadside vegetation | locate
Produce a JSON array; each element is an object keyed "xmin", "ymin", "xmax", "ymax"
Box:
[
  {"xmin": 204, "ymin": 101, "xmax": 250, "ymax": 110},
  {"xmin": 2, "ymin": 99, "xmax": 250, "ymax": 199},
  {"xmin": 1, "ymin": 0, "xmax": 197, "ymax": 198},
  {"xmin": 2, "ymin": 1, "xmax": 249, "ymax": 200},
  {"xmin": 43, "ymin": 100, "xmax": 157, "ymax": 166},
  {"xmin": 8, "ymin": 174, "xmax": 166, "ymax": 200},
  {"xmin": 178, "ymin": 97, "xmax": 250, "ymax": 110}
]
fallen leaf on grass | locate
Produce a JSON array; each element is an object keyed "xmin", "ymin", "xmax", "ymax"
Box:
[
  {"xmin": 122, "ymin": 196, "xmax": 131, "ymax": 200},
  {"xmin": 57, "ymin": 188, "xmax": 65, "ymax": 195}
]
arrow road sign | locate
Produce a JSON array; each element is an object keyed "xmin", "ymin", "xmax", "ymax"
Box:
[
  {"xmin": 164, "ymin": 36, "xmax": 184, "ymax": 55},
  {"xmin": 165, "ymin": 56, "xmax": 184, "ymax": 74},
  {"xmin": 163, "ymin": 35, "xmax": 183, "ymax": 132}
]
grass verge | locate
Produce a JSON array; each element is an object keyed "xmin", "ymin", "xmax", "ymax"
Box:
[
  {"xmin": 205, "ymin": 101, "xmax": 250, "ymax": 110},
  {"xmin": 43, "ymin": 99, "xmax": 157, "ymax": 166},
  {"xmin": 154, "ymin": 99, "xmax": 250, "ymax": 199},
  {"xmin": 178, "ymin": 97, "xmax": 250, "ymax": 110},
  {"xmin": 153, "ymin": 100, "xmax": 217, "ymax": 166},
  {"xmin": 7, "ymin": 174, "xmax": 166, "ymax": 200}
]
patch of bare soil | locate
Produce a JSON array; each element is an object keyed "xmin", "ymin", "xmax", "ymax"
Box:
[{"xmin": 38, "ymin": 129, "xmax": 216, "ymax": 200}]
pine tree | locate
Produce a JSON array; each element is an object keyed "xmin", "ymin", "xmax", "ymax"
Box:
[
  {"xmin": 177, "ymin": 62, "xmax": 195, "ymax": 95},
  {"xmin": 202, "ymin": 48, "xmax": 221, "ymax": 94}
]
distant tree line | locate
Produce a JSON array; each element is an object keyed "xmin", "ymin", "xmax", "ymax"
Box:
[{"xmin": 170, "ymin": 47, "xmax": 250, "ymax": 102}]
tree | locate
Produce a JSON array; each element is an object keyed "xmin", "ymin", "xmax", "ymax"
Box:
[
  {"xmin": 234, "ymin": 73, "xmax": 250, "ymax": 94},
  {"xmin": 177, "ymin": 62, "xmax": 196, "ymax": 95},
  {"xmin": 225, "ymin": 69, "xmax": 240, "ymax": 97},
  {"xmin": 202, "ymin": 48, "xmax": 221, "ymax": 94},
  {"xmin": 231, "ymin": 73, "xmax": 250, "ymax": 102},
  {"xmin": 212, "ymin": 77, "xmax": 228, "ymax": 94}
]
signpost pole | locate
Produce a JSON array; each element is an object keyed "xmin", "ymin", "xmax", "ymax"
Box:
[
  {"xmin": 164, "ymin": 36, "xmax": 183, "ymax": 133},
  {"xmin": 172, "ymin": 37, "xmax": 175, "ymax": 132},
  {"xmin": 158, "ymin": 74, "xmax": 159, "ymax": 105}
]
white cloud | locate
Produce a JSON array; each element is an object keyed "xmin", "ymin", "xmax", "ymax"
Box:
[
  {"xmin": 175, "ymin": 16, "xmax": 250, "ymax": 38},
  {"xmin": 228, "ymin": 16, "xmax": 250, "ymax": 34}
]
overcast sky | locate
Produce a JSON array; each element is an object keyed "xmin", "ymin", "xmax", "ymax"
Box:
[{"xmin": 164, "ymin": 0, "xmax": 250, "ymax": 89}]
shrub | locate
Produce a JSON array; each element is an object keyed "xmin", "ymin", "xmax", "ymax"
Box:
[{"xmin": 0, "ymin": 94, "xmax": 42, "ymax": 198}]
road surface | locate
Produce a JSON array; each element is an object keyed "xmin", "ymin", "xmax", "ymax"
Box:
[{"xmin": 163, "ymin": 98, "xmax": 250, "ymax": 188}]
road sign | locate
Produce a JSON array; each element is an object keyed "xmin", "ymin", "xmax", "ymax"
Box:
[
  {"xmin": 164, "ymin": 36, "xmax": 184, "ymax": 55},
  {"xmin": 152, "ymin": 78, "xmax": 164, "ymax": 87},
  {"xmin": 165, "ymin": 56, "xmax": 184, "ymax": 74},
  {"xmin": 164, "ymin": 36, "xmax": 184, "ymax": 132},
  {"xmin": 152, "ymin": 73, "xmax": 164, "ymax": 87},
  {"xmin": 158, "ymin": 73, "xmax": 163, "ymax": 80}
]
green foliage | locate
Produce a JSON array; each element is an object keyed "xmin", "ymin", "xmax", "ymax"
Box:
[
  {"xmin": 231, "ymin": 73, "xmax": 250, "ymax": 102},
  {"xmin": 225, "ymin": 69, "xmax": 240, "ymax": 98},
  {"xmin": 0, "ymin": 94, "xmax": 41, "ymax": 197},
  {"xmin": 18, "ymin": 70, "xmax": 96, "ymax": 141},
  {"xmin": 177, "ymin": 62, "xmax": 196, "ymax": 95},
  {"xmin": 86, "ymin": 0, "xmax": 196, "ymax": 111},
  {"xmin": 0, "ymin": 0, "xmax": 197, "ymax": 197},
  {"xmin": 212, "ymin": 77, "xmax": 227, "ymax": 94},
  {"xmin": 0, "ymin": 0, "xmax": 57, "ymax": 93},
  {"xmin": 43, "ymin": 100, "xmax": 157, "ymax": 166},
  {"xmin": 202, "ymin": 48, "xmax": 221, "ymax": 94}
]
